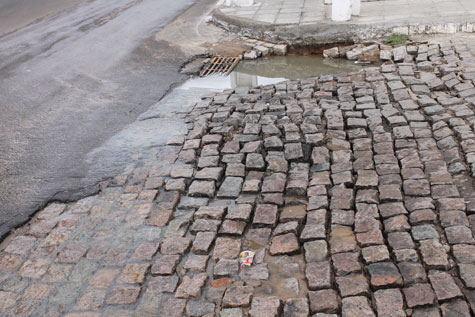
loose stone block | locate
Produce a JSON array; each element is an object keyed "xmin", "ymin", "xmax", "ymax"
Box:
[
  {"xmin": 341, "ymin": 296, "xmax": 375, "ymax": 317},
  {"xmin": 419, "ymin": 239, "xmax": 449, "ymax": 269},
  {"xmin": 184, "ymin": 255, "xmax": 209, "ymax": 273},
  {"xmin": 285, "ymin": 143, "xmax": 304, "ymax": 161},
  {"xmin": 325, "ymin": 109, "xmax": 344, "ymax": 130},
  {"xmin": 170, "ymin": 165, "xmax": 194, "ymax": 178},
  {"xmin": 300, "ymin": 224, "xmax": 326, "ymax": 241},
  {"xmin": 367, "ymin": 262, "xmax": 403, "ymax": 288},
  {"xmin": 354, "ymin": 216, "xmax": 379, "ymax": 233},
  {"xmin": 311, "ymin": 147, "xmax": 330, "ymax": 171},
  {"xmin": 195, "ymin": 206, "xmax": 226, "ymax": 220},
  {"xmin": 374, "ymin": 288, "xmax": 405, "ymax": 317},
  {"xmin": 440, "ymin": 300, "xmax": 471, "ymax": 317},
  {"xmin": 379, "ymin": 184, "xmax": 402, "ymax": 202},
  {"xmin": 151, "ymin": 255, "xmax": 181, "ymax": 275},
  {"xmin": 383, "ymin": 215, "xmax": 410, "ymax": 232},
  {"xmin": 361, "ymin": 245, "xmax": 390, "ymax": 263},
  {"xmin": 398, "ymin": 262, "xmax": 427, "ymax": 285},
  {"xmin": 428, "ymin": 270, "xmax": 463, "ymax": 301},
  {"xmin": 356, "ymin": 170, "xmax": 379, "ymax": 188},
  {"xmin": 189, "ymin": 219, "xmax": 220, "ymax": 233},
  {"xmin": 214, "ymin": 259, "xmax": 239, "ymax": 278},
  {"xmin": 146, "ymin": 209, "xmax": 172, "ymax": 227},
  {"xmin": 253, "ymin": 204, "xmax": 278, "ymax": 226},
  {"xmin": 330, "ymin": 188, "xmax": 354, "ymax": 210},
  {"xmin": 160, "ymin": 237, "xmax": 191, "ymax": 255},
  {"xmin": 445, "ymin": 225, "xmax": 475, "ymax": 244},
  {"xmin": 403, "ymin": 179, "xmax": 430, "ymax": 196},
  {"xmin": 403, "ymin": 283, "xmax": 435, "ymax": 308},
  {"xmin": 274, "ymin": 221, "xmax": 299, "ymax": 236},
  {"xmin": 226, "ymin": 163, "xmax": 246, "ymax": 177},
  {"xmin": 439, "ymin": 210, "xmax": 469, "ymax": 227},
  {"xmin": 262, "ymin": 174, "xmax": 286, "ymax": 193},
  {"xmin": 332, "ymin": 252, "xmax": 361, "ymax": 276},
  {"xmin": 452, "ymin": 244, "xmax": 475, "ymax": 263},
  {"xmin": 308, "ymin": 289, "xmax": 339, "ymax": 314},
  {"xmin": 305, "ymin": 261, "xmax": 332, "ymax": 290},
  {"xmin": 220, "ymin": 220, "xmax": 246, "ymax": 235},
  {"xmin": 264, "ymin": 136, "xmax": 283, "ymax": 150},
  {"xmin": 246, "ymin": 153, "xmax": 265, "ymax": 170},
  {"xmin": 336, "ymin": 274, "xmax": 369, "ymax": 297},
  {"xmin": 195, "ymin": 167, "xmax": 224, "ymax": 181},
  {"xmin": 198, "ymin": 156, "xmax": 220, "ymax": 168},
  {"xmin": 356, "ymin": 228, "xmax": 384, "ymax": 246},
  {"xmin": 188, "ymin": 180, "xmax": 215, "ymax": 197},
  {"xmin": 308, "ymin": 196, "xmax": 328, "ymax": 210},
  {"xmin": 241, "ymin": 141, "xmax": 262, "ymax": 154},
  {"xmin": 175, "ymin": 273, "xmax": 208, "ymax": 298},
  {"xmin": 213, "ymin": 237, "xmax": 241, "ymax": 259},
  {"xmin": 222, "ymin": 284, "xmax": 253, "ymax": 308},
  {"xmin": 217, "ymin": 177, "xmax": 243, "ymax": 198},
  {"xmin": 304, "ymin": 240, "xmax": 328, "ymax": 262},
  {"xmin": 192, "ymin": 231, "xmax": 216, "ymax": 255},
  {"xmin": 411, "ymin": 224, "xmax": 439, "ymax": 240},
  {"xmin": 226, "ymin": 204, "xmax": 253, "ymax": 221},
  {"xmin": 269, "ymin": 233, "xmax": 299, "ymax": 255}
]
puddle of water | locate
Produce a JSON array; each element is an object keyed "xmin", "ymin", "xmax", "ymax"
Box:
[
  {"xmin": 182, "ymin": 55, "xmax": 364, "ymax": 90},
  {"xmin": 235, "ymin": 55, "xmax": 364, "ymax": 80}
]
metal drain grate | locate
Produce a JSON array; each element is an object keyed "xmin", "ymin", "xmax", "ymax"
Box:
[{"xmin": 200, "ymin": 56, "xmax": 240, "ymax": 77}]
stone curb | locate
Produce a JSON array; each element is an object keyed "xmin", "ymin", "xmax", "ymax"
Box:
[{"xmin": 212, "ymin": 8, "xmax": 475, "ymax": 45}]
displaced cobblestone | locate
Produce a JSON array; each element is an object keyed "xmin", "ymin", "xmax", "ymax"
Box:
[{"xmin": 2, "ymin": 40, "xmax": 475, "ymax": 316}]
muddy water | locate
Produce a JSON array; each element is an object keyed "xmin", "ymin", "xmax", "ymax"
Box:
[
  {"xmin": 235, "ymin": 55, "xmax": 364, "ymax": 80},
  {"xmin": 183, "ymin": 55, "xmax": 365, "ymax": 90}
]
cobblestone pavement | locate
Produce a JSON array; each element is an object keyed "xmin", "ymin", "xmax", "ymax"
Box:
[{"xmin": 3, "ymin": 41, "xmax": 475, "ymax": 316}]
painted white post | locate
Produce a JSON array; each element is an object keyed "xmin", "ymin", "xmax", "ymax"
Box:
[
  {"xmin": 352, "ymin": 0, "xmax": 361, "ymax": 16},
  {"xmin": 332, "ymin": 0, "xmax": 352, "ymax": 22}
]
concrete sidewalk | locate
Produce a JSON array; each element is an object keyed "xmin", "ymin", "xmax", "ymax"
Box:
[{"xmin": 213, "ymin": 0, "xmax": 475, "ymax": 43}]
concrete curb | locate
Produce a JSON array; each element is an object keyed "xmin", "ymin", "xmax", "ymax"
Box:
[{"xmin": 212, "ymin": 8, "xmax": 475, "ymax": 45}]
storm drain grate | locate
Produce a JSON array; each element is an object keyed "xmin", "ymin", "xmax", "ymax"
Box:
[{"xmin": 200, "ymin": 56, "xmax": 240, "ymax": 77}]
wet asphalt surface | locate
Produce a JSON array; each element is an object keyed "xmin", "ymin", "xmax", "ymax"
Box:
[{"xmin": 0, "ymin": 0, "xmax": 197, "ymax": 238}]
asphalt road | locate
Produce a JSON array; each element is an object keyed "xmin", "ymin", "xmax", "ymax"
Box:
[
  {"xmin": 0, "ymin": 0, "xmax": 197, "ymax": 238},
  {"xmin": 0, "ymin": 0, "xmax": 89, "ymax": 37}
]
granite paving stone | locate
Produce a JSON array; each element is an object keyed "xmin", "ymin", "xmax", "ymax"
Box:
[{"xmin": 3, "ymin": 40, "xmax": 475, "ymax": 315}]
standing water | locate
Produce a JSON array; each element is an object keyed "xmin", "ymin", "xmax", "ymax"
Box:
[{"xmin": 182, "ymin": 55, "xmax": 364, "ymax": 90}]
